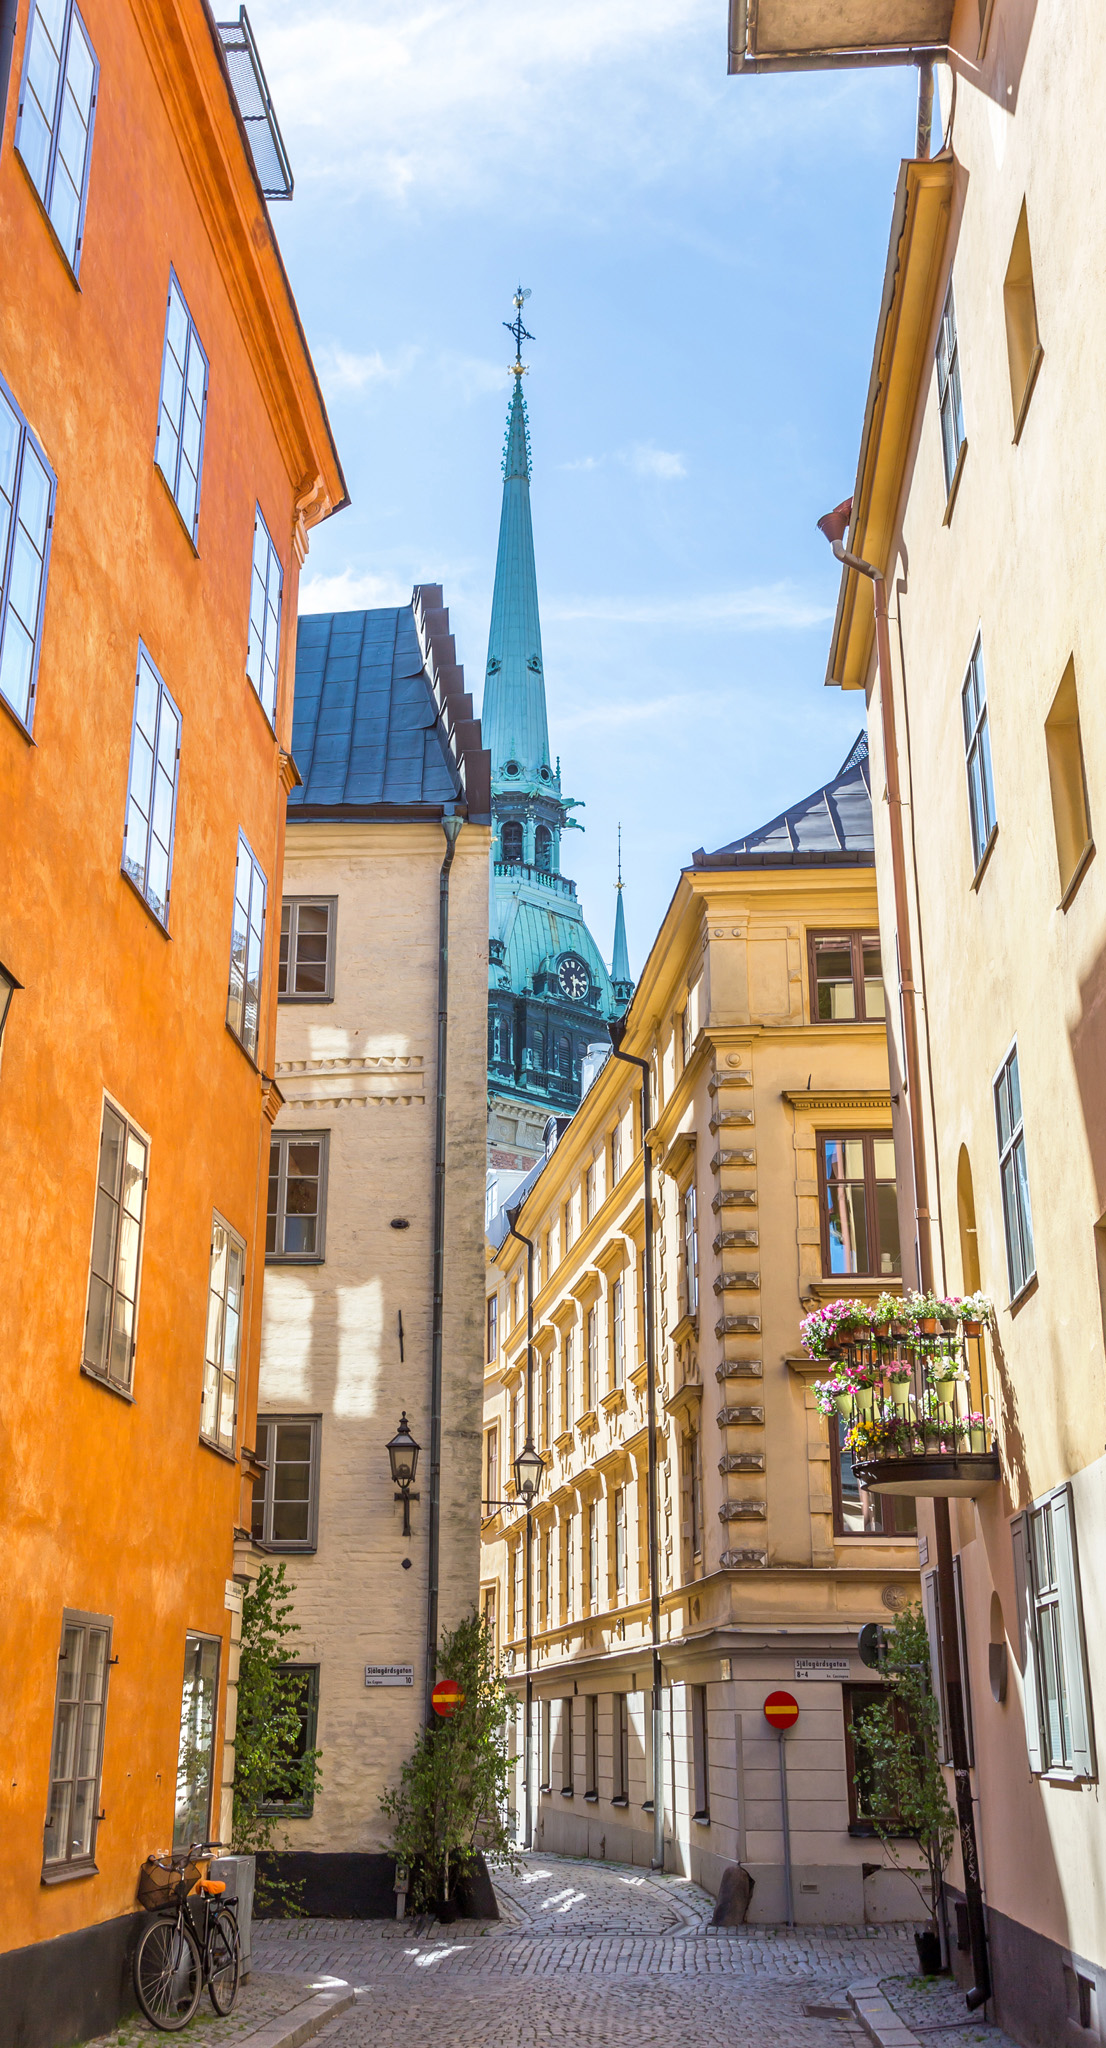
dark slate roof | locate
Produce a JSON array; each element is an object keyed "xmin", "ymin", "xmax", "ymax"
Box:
[
  {"xmin": 289, "ymin": 606, "xmax": 464, "ymax": 812},
  {"xmin": 692, "ymin": 732, "xmax": 873, "ymax": 869}
]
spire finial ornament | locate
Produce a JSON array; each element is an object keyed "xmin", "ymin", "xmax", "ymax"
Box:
[
  {"xmin": 616, "ymin": 821, "xmax": 623, "ymax": 890},
  {"xmin": 504, "ymin": 286, "xmax": 534, "ymax": 375},
  {"xmin": 610, "ymin": 826, "xmax": 633, "ymax": 1008}
]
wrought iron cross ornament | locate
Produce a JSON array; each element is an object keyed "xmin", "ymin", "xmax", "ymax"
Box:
[{"xmin": 505, "ymin": 286, "xmax": 534, "ymax": 372}]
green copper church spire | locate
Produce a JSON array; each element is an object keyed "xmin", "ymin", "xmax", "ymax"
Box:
[{"xmin": 482, "ymin": 289, "xmax": 552, "ymax": 789}]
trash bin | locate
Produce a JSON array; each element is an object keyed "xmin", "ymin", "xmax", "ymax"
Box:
[{"xmin": 209, "ymin": 1855, "xmax": 255, "ymax": 1980}]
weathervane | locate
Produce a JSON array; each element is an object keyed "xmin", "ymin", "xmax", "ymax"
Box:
[
  {"xmin": 616, "ymin": 822, "xmax": 623, "ymax": 891},
  {"xmin": 504, "ymin": 286, "xmax": 534, "ymax": 375}
]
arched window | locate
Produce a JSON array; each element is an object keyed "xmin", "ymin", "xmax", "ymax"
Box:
[
  {"xmin": 501, "ymin": 819, "xmax": 523, "ymax": 864},
  {"xmin": 535, "ymin": 824, "xmax": 553, "ymax": 872}
]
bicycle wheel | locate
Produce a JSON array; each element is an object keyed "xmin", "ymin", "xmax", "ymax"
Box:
[
  {"xmin": 207, "ymin": 1906, "xmax": 241, "ymax": 2015},
  {"xmin": 133, "ymin": 1914, "xmax": 202, "ymax": 2030}
]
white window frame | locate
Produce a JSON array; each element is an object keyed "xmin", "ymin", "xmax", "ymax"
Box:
[
  {"xmin": 226, "ymin": 830, "xmax": 267, "ymax": 1061},
  {"xmin": 1012, "ymin": 1485, "xmax": 1095, "ymax": 1781},
  {"xmin": 42, "ymin": 1609, "xmax": 112, "ymax": 1879},
  {"xmin": 81, "ymin": 1095, "xmax": 149, "ymax": 1394},
  {"xmin": 962, "ymin": 633, "xmax": 997, "ymax": 873},
  {"xmin": 121, "ymin": 641, "xmax": 181, "ymax": 928},
  {"xmin": 201, "ymin": 1212, "xmax": 245, "ymax": 1455},
  {"xmin": 15, "ymin": 0, "xmax": 99, "ymax": 277},
  {"xmin": 173, "ymin": 1632, "xmax": 221, "ymax": 1850},
  {"xmin": 154, "ymin": 271, "xmax": 209, "ymax": 545},
  {"xmin": 246, "ymin": 504, "xmax": 283, "ymax": 724},
  {"xmin": 936, "ymin": 278, "xmax": 966, "ymax": 496}
]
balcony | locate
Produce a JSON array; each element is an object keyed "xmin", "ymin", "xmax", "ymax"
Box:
[
  {"xmin": 493, "ymin": 860, "xmax": 577, "ymax": 899},
  {"xmin": 801, "ymin": 1293, "xmax": 1000, "ymax": 1499}
]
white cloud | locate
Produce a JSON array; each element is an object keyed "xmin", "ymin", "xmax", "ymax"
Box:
[
  {"xmin": 545, "ymin": 583, "xmax": 832, "ymax": 630},
  {"xmin": 627, "ymin": 443, "xmax": 686, "ymax": 480},
  {"xmin": 314, "ymin": 343, "xmax": 418, "ymax": 392},
  {"xmin": 559, "ymin": 455, "xmax": 605, "ymax": 473},
  {"xmin": 299, "ymin": 567, "xmax": 413, "ymax": 612}
]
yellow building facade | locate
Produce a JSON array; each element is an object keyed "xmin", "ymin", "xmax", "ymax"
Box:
[{"xmin": 481, "ymin": 741, "xmax": 920, "ymax": 1923}]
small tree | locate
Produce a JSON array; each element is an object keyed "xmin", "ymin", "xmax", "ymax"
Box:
[
  {"xmin": 232, "ymin": 1563, "xmax": 321, "ymax": 1912},
  {"xmin": 380, "ymin": 1611, "xmax": 519, "ymax": 1912},
  {"xmin": 851, "ymin": 1602, "xmax": 956, "ymax": 1939}
]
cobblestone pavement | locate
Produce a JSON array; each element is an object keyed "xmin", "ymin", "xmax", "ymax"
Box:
[
  {"xmin": 879, "ymin": 1970, "xmax": 1019, "ymax": 2048},
  {"xmin": 87, "ymin": 1971, "xmax": 319, "ymax": 2048}
]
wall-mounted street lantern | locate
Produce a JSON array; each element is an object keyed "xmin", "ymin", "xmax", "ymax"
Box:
[
  {"xmin": 387, "ymin": 1412, "xmax": 421, "ymax": 1537},
  {"xmin": 512, "ymin": 1437, "xmax": 544, "ymax": 1505}
]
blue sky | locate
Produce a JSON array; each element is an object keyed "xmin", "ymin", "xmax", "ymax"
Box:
[{"xmin": 249, "ymin": 0, "xmax": 919, "ymax": 974}]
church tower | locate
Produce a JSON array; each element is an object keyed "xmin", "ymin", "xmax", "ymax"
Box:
[{"xmin": 485, "ymin": 292, "xmax": 631, "ymax": 1210}]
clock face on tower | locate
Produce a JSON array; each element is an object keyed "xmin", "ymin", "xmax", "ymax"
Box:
[{"xmin": 557, "ymin": 953, "xmax": 592, "ymax": 1002}]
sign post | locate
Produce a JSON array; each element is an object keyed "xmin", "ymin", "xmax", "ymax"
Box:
[{"xmin": 764, "ymin": 1691, "xmax": 799, "ymax": 1927}]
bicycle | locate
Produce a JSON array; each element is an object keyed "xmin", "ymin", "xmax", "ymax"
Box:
[{"xmin": 133, "ymin": 1841, "xmax": 241, "ymax": 2029}]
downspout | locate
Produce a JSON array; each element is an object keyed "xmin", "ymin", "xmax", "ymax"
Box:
[
  {"xmin": 824, "ymin": 530, "xmax": 990, "ymax": 2012},
  {"xmin": 506, "ymin": 1207, "xmax": 536, "ymax": 1849},
  {"xmin": 424, "ymin": 810, "xmax": 463, "ymax": 1725},
  {"xmin": 608, "ymin": 1020, "xmax": 664, "ymax": 1873}
]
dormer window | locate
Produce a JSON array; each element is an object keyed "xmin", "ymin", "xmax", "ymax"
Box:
[{"xmin": 501, "ymin": 820, "xmax": 523, "ymax": 863}]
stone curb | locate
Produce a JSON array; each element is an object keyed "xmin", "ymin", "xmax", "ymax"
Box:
[
  {"xmin": 229, "ymin": 1987, "xmax": 358, "ymax": 2048},
  {"xmin": 847, "ymin": 1979, "xmax": 922, "ymax": 2048}
]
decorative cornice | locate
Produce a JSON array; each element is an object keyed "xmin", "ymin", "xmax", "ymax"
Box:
[
  {"xmin": 274, "ymin": 1054, "xmax": 424, "ymax": 1108},
  {"xmin": 783, "ymin": 1089, "xmax": 892, "ymax": 1112},
  {"xmin": 260, "ymin": 1074, "xmax": 285, "ymax": 1125}
]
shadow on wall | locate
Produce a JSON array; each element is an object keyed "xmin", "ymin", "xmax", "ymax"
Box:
[{"xmin": 952, "ymin": 0, "xmax": 1039, "ymax": 119}]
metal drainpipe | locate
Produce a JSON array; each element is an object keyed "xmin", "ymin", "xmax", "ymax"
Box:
[
  {"xmin": 608, "ymin": 1020, "xmax": 664, "ymax": 1873},
  {"xmin": 506, "ymin": 1207, "xmax": 536, "ymax": 1849},
  {"xmin": 424, "ymin": 810, "xmax": 463, "ymax": 1726},
  {"xmin": 828, "ymin": 537, "xmax": 990, "ymax": 2011}
]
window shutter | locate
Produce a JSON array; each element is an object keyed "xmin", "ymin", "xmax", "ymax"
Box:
[
  {"xmin": 1050, "ymin": 1487, "xmax": 1096, "ymax": 1781},
  {"xmin": 1010, "ymin": 1511, "xmax": 1044, "ymax": 1773},
  {"xmin": 921, "ymin": 1569, "xmax": 950, "ymax": 1762},
  {"xmin": 952, "ymin": 1553, "xmax": 975, "ymax": 1768}
]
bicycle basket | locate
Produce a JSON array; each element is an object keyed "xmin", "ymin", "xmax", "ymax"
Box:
[{"xmin": 137, "ymin": 1857, "xmax": 201, "ymax": 1910}]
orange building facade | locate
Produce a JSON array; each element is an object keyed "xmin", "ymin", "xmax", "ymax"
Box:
[{"xmin": 0, "ymin": 3, "xmax": 343, "ymax": 2040}]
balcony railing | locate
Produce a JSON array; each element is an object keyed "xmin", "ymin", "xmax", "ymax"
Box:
[
  {"xmin": 494, "ymin": 861, "xmax": 577, "ymax": 899},
  {"xmin": 802, "ymin": 1293, "xmax": 1000, "ymax": 1499}
]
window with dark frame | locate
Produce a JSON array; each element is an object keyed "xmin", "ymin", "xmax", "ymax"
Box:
[
  {"xmin": 563, "ymin": 1325, "xmax": 575, "ymax": 1429},
  {"xmin": 173, "ymin": 1633, "xmax": 220, "ymax": 1850},
  {"xmin": 613, "ymin": 1693, "xmax": 629, "ymax": 1802},
  {"xmin": 42, "ymin": 1610, "xmax": 111, "ymax": 1877},
  {"xmin": 247, "ymin": 506, "xmax": 283, "ymax": 723},
  {"xmin": 681, "ymin": 1182, "xmax": 699, "ymax": 1318},
  {"xmin": 15, "ymin": 0, "xmax": 98, "ymax": 277},
  {"xmin": 611, "ymin": 1118, "xmax": 623, "ymax": 1186},
  {"xmin": 542, "ymin": 1362, "xmax": 551, "ymax": 1451},
  {"xmin": 843, "ymin": 1684, "xmax": 913, "ymax": 1833},
  {"xmin": 82, "ymin": 1099, "xmax": 148, "ymax": 1392},
  {"xmin": 1013, "ymin": 1484, "xmax": 1095, "ymax": 1778},
  {"xmin": 540, "ymin": 1700, "xmax": 551, "ymax": 1789},
  {"xmin": 122, "ymin": 642, "xmax": 181, "ymax": 927},
  {"xmin": 512, "ymin": 1539, "xmax": 523, "ymax": 1640},
  {"xmin": 259, "ymin": 1665, "xmax": 319, "ymax": 1816},
  {"xmin": 691, "ymin": 1684, "xmax": 710, "ymax": 1820},
  {"xmin": 962, "ymin": 637, "xmax": 997, "ymax": 872},
  {"xmin": 588, "ymin": 1503, "xmax": 598, "ymax": 1612},
  {"xmin": 542, "ymin": 1527, "xmax": 552, "ymax": 1631},
  {"xmin": 278, "ymin": 898, "xmax": 335, "ymax": 1000},
  {"xmin": 481, "ymin": 1584, "xmax": 498, "ymax": 1664},
  {"xmin": 687, "ymin": 1427, "xmax": 702, "ymax": 1560},
  {"xmin": 251, "ymin": 1416, "xmax": 320, "ymax": 1549},
  {"xmin": 585, "ymin": 1694, "xmax": 598, "ymax": 1796},
  {"xmin": 201, "ymin": 1214, "xmax": 244, "ymax": 1455},
  {"xmin": 154, "ymin": 272, "xmax": 209, "ymax": 544},
  {"xmin": 995, "ymin": 1043, "xmax": 1035, "ymax": 1299},
  {"xmin": 819, "ymin": 1132, "xmax": 901, "ymax": 1278},
  {"xmin": 936, "ymin": 279, "xmax": 966, "ymax": 495},
  {"xmin": 486, "ymin": 1292, "xmax": 498, "ymax": 1364},
  {"xmin": 0, "ymin": 366, "xmax": 56, "ymax": 732},
  {"xmin": 562, "ymin": 1696, "xmax": 574, "ymax": 1792},
  {"xmin": 267, "ymin": 1131, "xmax": 328, "ymax": 1261},
  {"xmin": 501, "ymin": 818, "xmax": 523, "ymax": 864},
  {"xmin": 809, "ymin": 932, "xmax": 885, "ymax": 1022},
  {"xmin": 584, "ymin": 1304, "xmax": 596, "ymax": 1410},
  {"xmin": 564, "ymin": 1512, "xmax": 574, "ymax": 1622},
  {"xmin": 832, "ymin": 1417, "xmax": 916, "ymax": 1537}
]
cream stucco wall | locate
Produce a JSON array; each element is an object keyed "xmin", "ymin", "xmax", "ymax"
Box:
[
  {"xmin": 828, "ymin": 0, "xmax": 1106, "ymax": 2006},
  {"xmin": 258, "ymin": 818, "xmax": 489, "ymax": 1853},
  {"xmin": 481, "ymin": 856, "xmax": 921, "ymax": 1921}
]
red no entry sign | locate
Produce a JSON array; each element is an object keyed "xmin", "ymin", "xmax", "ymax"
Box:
[
  {"xmin": 432, "ymin": 1679, "xmax": 465, "ymax": 1718},
  {"xmin": 764, "ymin": 1690, "xmax": 799, "ymax": 1731}
]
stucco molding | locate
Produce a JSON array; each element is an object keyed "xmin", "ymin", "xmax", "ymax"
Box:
[{"xmin": 274, "ymin": 1055, "xmax": 425, "ymax": 1107}]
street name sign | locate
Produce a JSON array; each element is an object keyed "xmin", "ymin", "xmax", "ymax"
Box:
[
  {"xmin": 794, "ymin": 1657, "xmax": 849, "ymax": 1680},
  {"xmin": 365, "ymin": 1664, "xmax": 414, "ymax": 1688}
]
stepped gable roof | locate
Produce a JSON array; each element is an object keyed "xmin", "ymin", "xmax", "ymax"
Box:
[
  {"xmin": 692, "ymin": 732, "xmax": 873, "ymax": 869},
  {"xmin": 289, "ymin": 587, "xmax": 490, "ymax": 820}
]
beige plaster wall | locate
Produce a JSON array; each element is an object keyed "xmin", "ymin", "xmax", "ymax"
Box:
[{"xmin": 258, "ymin": 818, "xmax": 489, "ymax": 1852}]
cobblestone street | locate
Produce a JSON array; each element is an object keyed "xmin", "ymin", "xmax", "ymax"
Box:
[{"xmin": 247, "ymin": 1857, "xmax": 1014, "ymax": 2048}]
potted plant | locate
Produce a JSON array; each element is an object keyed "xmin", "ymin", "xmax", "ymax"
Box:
[
  {"xmin": 967, "ymin": 1411, "xmax": 989, "ymax": 1453},
  {"xmin": 957, "ymin": 1292, "xmax": 993, "ymax": 1339},
  {"xmin": 886, "ymin": 1365, "xmax": 912, "ymax": 1410},
  {"xmin": 849, "ymin": 1603, "xmax": 956, "ymax": 1977}
]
